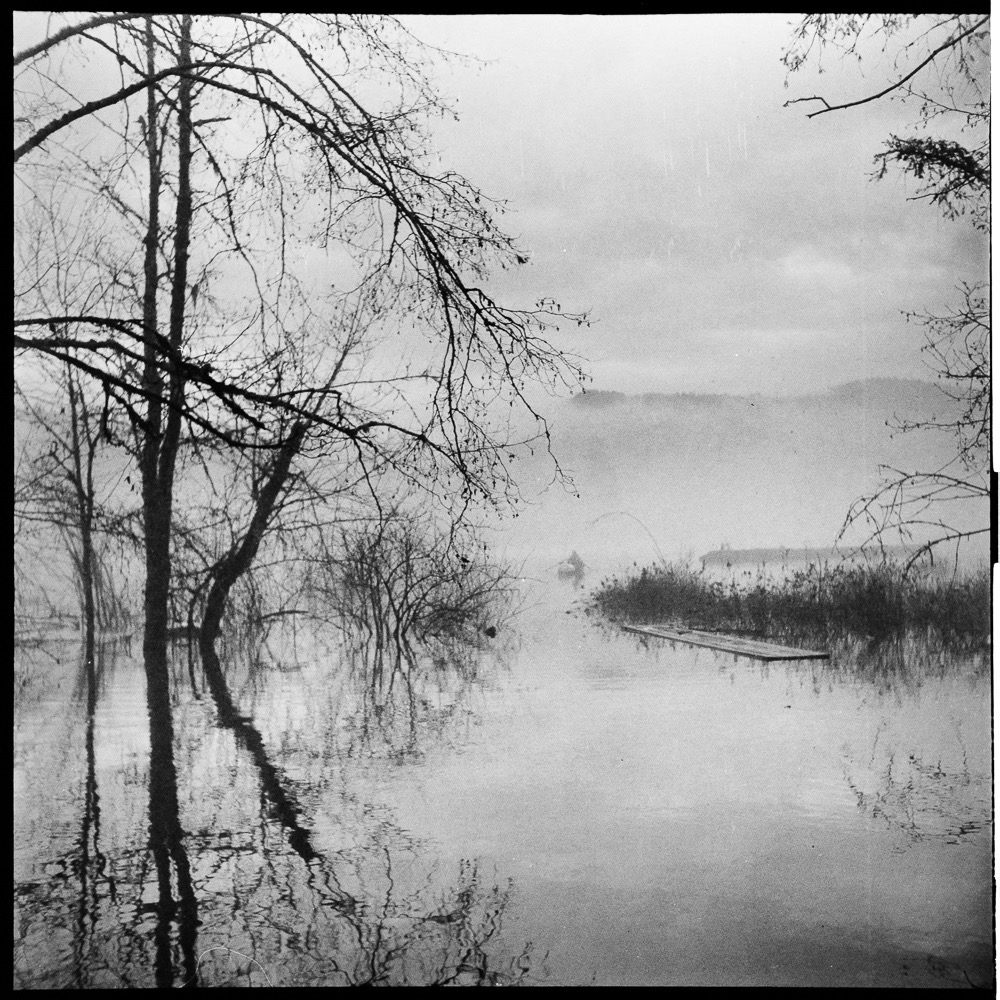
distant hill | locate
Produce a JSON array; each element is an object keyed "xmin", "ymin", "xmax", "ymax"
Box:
[
  {"xmin": 510, "ymin": 373, "xmax": 986, "ymax": 571},
  {"xmin": 820, "ymin": 377, "xmax": 949, "ymax": 414},
  {"xmin": 567, "ymin": 377, "xmax": 947, "ymax": 414}
]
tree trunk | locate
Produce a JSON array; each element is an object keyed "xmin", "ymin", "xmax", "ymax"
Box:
[
  {"xmin": 141, "ymin": 13, "xmax": 191, "ymax": 678},
  {"xmin": 199, "ymin": 420, "xmax": 308, "ymax": 666},
  {"xmin": 193, "ymin": 418, "xmax": 321, "ymax": 863},
  {"xmin": 138, "ymin": 21, "xmax": 199, "ymax": 985},
  {"xmin": 65, "ymin": 361, "xmax": 97, "ymax": 672},
  {"xmin": 139, "ymin": 16, "xmax": 164, "ymax": 667}
]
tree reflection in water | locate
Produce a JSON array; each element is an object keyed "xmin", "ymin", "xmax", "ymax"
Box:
[
  {"xmin": 621, "ymin": 627, "xmax": 991, "ymax": 855},
  {"xmin": 721, "ymin": 639, "xmax": 991, "ymax": 856},
  {"xmin": 779, "ymin": 637, "xmax": 993, "ymax": 854},
  {"xmin": 840, "ymin": 714, "xmax": 991, "ymax": 852},
  {"xmin": 71, "ymin": 628, "xmax": 109, "ymax": 986},
  {"xmin": 14, "ymin": 620, "xmax": 544, "ymax": 988}
]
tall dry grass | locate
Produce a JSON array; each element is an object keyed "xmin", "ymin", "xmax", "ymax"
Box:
[{"xmin": 590, "ymin": 560, "xmax": 990, "ymax": 667}]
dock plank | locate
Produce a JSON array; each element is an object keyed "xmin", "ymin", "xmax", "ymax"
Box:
[{"xmin": 621, "ymin": 625, "xmax": 829, "ymax": 661}]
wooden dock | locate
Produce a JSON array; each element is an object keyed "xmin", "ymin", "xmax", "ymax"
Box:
[{"xmin": 621, "ymin": 625, "xmax": 830, "ymax": 661}]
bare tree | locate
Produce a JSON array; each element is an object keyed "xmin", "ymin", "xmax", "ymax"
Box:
[
  {"xmin": 783, "ymin": 14, "xmax": 991, "ymax": 568},
  {"xmin": 14, "ymin": 14, "xmax": 587, "ymax": 689},
  {"xmin": 15, "ymin": 26, "xmax": 586, "ymax": 978},
  {"xmin": 14, "ymin": 184, "xmax": 141, "ymax": 636},
  {"xmin": 16, "ymin": 364, "xmax": 100, "ymax": 647},
  {"xmin": 14, "ymin": 192, "xmax": 139, "ymax": 642}
]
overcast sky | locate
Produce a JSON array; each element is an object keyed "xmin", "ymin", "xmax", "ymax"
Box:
[
  {"xmin": 402, "ymin": 14, "xmax": 988, "ymax": 396},
  {"xmin": 14, "ymin": 14, "xmax": 987, "ymax": 400}
]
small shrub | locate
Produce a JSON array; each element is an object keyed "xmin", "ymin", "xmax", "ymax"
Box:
[{"xmin": 310, "ymin": 514, "xmax": 517, "ymax": 678}]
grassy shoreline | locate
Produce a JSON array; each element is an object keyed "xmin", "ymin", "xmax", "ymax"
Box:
[{"xmin": 588, "ymin": 560, "xmax": 991, "ymax": 663}]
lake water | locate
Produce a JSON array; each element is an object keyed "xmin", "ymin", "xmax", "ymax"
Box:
[{"xmin": 13, "ymin": 565, "xmax": 993, "ymax": 988}]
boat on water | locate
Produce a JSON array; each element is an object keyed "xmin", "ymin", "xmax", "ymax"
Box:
[{"xmin": 556, "ymin": 550, "xmax": 585, "ymax": 580}]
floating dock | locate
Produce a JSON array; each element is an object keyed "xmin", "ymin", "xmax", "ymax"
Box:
[{"xmin": 622, "ymin": 625, "xmax": 830, "ymax": 661}]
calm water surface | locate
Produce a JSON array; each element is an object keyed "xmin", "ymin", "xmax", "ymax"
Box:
[{"xmin": 13, "ymin": 574, "xmax": 993, "ymax": 987}]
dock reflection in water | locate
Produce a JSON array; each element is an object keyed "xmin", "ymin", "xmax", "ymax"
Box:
[{"xmin": 13, "ymin": 580, "xmax": 993, "ymax": 988}]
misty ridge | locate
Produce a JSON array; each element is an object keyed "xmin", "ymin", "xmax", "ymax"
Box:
[
  {"xmin": 506, "ymin": 378, "xmax": 986, "ymax": 569},
  {"xmin": 13, "ymin": 14, "xmax": 990, "ymax": 990},
  {"xmin": 568, "ymin": 377, "xmax": 951, "ymax": 415},
  {"xmin": 557, "ymin": 377, "xmax": 963, "ymax": 477}
]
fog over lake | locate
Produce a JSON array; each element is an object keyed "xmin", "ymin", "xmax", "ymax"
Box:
[
  {"xmin": 15, "ymin": 12, "xmax": 991, "ymax": 991},
  {"xmin": 499, "ymin": 378, "xmax": 988, "ymax": 576},
  {"xmin": 16, "ymin": 375, "xmax": 991, "ymax": 987}
]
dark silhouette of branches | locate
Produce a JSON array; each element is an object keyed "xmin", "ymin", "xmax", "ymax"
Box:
[
  {"xmin": 14, "ymin": 19, "xmax": 587, "ymax": 982},
  {"xmin": 783, "ymin": 14, "xmax": 990, "ymax": 118},
  {"xmin": 784, "ymin": 15, "xmax": 991, "ymax": 568},
  {"xmin": 15, "ymin": 12, "xmax": 588, "ymax": 667}
]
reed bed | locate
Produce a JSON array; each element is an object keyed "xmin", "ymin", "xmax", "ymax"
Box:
[{"xmin": 589, "ymin": 560, "xmax": 991, "ymax": 667}]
